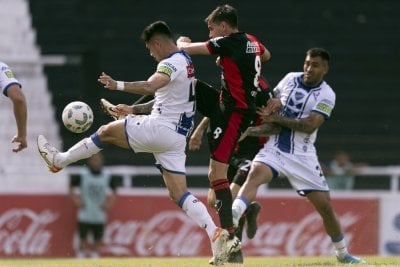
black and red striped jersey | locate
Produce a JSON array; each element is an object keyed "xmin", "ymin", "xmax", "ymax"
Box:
[
  {"xmin": 206, "ymin": 32, "xmax": 265, "ymax": 113},
  {"xmin": 234, "ymin": 76, "xmax": 274, "ymax": 157}
]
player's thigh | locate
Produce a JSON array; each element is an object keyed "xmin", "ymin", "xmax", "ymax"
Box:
[
  {"xmin": 282, "ymin": 154, "xmax": 329, "ymax": 193},
  {"xmin": 97, "ymin": 120, "xmax": 129, "ymax": 149},
  {"xmin": 247, "ymin": 161, "xmax": 274, "ymax": 185},
  {"xmin": 208, "ymin": 110, "xmax": 252, "ymax": 164},
  {"xmin": 126, "ymin": 116, "xmax": 185, "ymax": 152}
]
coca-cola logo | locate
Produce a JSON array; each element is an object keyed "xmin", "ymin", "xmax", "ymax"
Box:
[
  {"xmin": 102, "ymin": 211, "xmax": 205, "ymax": 256},
  {"xmin": 0, "ymin": 209, "xmax": 58, "ymax": 255},
  {"xmin": 243, "ymin": 212, "xmax": 358, "ymax": 256}
]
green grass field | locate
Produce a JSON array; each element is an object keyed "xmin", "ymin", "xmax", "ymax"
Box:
[{"xmin": 0, "ymin": 256, "xmax": 399, "ymax": 267}]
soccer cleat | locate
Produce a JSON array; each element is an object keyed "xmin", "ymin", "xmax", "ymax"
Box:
[
  {"xmin": 227, "ymin": 249, "xmax": 243, "ymax": 263},
  {"xmin": 100, "ymin": 98, "xmax": 124, "ymax": 120},
  {"xmin": 337, "ymin": 254, "xmax": 366, "ymax": 264},
  {"xmin": 210, "ymin": 228, "xmax": 229, "ymax": 265},
  {"xmin": 37, "ymin": 135, "xmax": 62, "ymax": 173},
  {"xmin": 246, "ymin": 201, "xmax": 262, "ymax": 239},
  {"xmin": 227, "ymin": 235, "xmax": 241, "ymax": 255}
]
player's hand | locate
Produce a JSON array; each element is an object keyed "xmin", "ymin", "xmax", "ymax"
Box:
[
  {"xmin": 115, "ymin": 104, "xmax": 134, "ymax": 115},
  {"xmin": 266, "ymin": 98, "xmax": 282, "ymax": 114},
  {"xmin": 98, "ymin": 72, "xmax": 117, "ymax": 90},
  {"xmin": 238, "ymin": 129, "xmax": 249, "ymax": 142},
  {"xmin": 177, "ymin": 36, "xmax": 192, "ymax": 49},
  {"xmin": 188, "ymin": 133, "xmax": 202, "ymax": 151},
  {"xmin": 257, "ymin": 108, "xmax": 279, "ymax": 123},
  {"xmin": 11, "ymin": 135, "xmax": 27, "ymax": 152}
]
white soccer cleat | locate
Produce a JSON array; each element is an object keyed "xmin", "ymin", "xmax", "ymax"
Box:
[
  {"xmin": 100, "ymin": 98, "xmax": 124, "ymax": 120},
  {"xmin": 37, "ymin": 135, "xmax": 62, "ymax": 173},
  {"xmin": 210, "ymin": 228, "xmax": 229, "ymax": 265}
]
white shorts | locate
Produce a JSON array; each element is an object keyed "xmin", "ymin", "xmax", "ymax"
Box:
[
  {"xmin": 253, "ymin": 147, "xmax": 329, "ymax": 194},
  {"xmin": 125, "ymin": 115, "xmax": 187, "ymax": 174}
]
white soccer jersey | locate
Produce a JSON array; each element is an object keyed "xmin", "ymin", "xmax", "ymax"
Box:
[
  {"xmin": 267, "ymin": 72, "xmax": 336, "ymax": 155},
  {"xmin": 0, "ymin": 62, "xmax": 21, "ymax": 96},
  {"xmin": 150, "ymin": 50, "xmax": 195, "ymax": 137}
]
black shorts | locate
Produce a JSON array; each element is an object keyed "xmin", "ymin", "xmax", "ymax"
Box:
[
  {"xmin": 78, "ymin": 222, "xmax": 105, "ymax": 241},
  {"xmin": 195, "ymin": 80, "xmax": 253, "ymax": 163}
]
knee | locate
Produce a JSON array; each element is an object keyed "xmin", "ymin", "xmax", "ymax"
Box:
[
  {"xmin": 96, "ymin": 124, "xmax": 110, "ymax": 139},
  {"xmin": 247, "ymin": 164, "xmax": 272, "ymax": 186}
]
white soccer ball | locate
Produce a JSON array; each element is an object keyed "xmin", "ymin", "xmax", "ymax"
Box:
[{"xmin": 62, "ymin": 101, "xmax": 94, "ymax": 133}]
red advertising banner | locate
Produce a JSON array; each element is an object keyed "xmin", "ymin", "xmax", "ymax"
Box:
[{"xmin": 0, "ymin": 194, "xmax": 378, "ymax": 257}]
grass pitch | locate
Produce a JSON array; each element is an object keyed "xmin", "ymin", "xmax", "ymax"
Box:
[{"xmin": 0, "ymin": 256, "xmax": 399, "ymax": 267}]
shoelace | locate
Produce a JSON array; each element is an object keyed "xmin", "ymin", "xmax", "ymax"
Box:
[{"xmin": 43, "ymin": 142, "xmax": 59, "ymax": 154}]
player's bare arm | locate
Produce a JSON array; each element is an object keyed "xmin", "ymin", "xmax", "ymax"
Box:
[
  {"xmin": 176, "ymin": 36, "xmax": 210, "ymax": 55},
  {"xmin": 7, "ymin": 84, "xmax": 27, "ymax": 152},
  {"xmin": 98, "ymin": 71, "xmax": 170, "ymax": 95},
  {"xmin": 261, "ymin": 111, "xmax": 325, "ymax": 134},
  {"xmin": 239, "ymin": 123, "xmax": 281, "ymax": 141},
  {"xmin": 131, "ymin": 100, "xmax": 155, "ymax": 114},
  {"xmin": 189, "ymin": 117, "xmax": 210, "ymax": 151},
  {"xmin": 260, "ymin": 45, "xmax": 271, "ymax": 62},
  {"xmin": 244, "ymin": 123, "xmax": 281, "ymax": 137}
]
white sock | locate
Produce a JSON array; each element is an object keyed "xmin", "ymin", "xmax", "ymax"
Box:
[
  {"xmin": 333, "ymin": 237, "xmax": 348, "ymax": 258},
  {"xmin": 55, "ymin": 137, "xmax": 102, "ymax": 168},
  {"xmin": 232, "ymin": 197, "xmax": 249, "ymax": 226},
  {"xmin": 181, "ymin": 193, "xmax": 218, "ymax": 239}
]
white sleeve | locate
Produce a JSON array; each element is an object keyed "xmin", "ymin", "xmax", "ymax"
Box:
[
  {"xmin": 0, "ymin": 63, "xmax": 20, "ymax": 96},
  {"xmin": 273, "ymin": 73, "xmax": 293, "ymax": 105},
  {"xmin": 313, "ymin": 88, "xmax": 336, "ymax": 118},
  {"xmin": 156, "ymin": 58, "xmax": 180, "ymax": 82}
]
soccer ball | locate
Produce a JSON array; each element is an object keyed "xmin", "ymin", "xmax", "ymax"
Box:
[{"xmin": 62, "ymin": 101, "xmax": 94, "ymax": 133}]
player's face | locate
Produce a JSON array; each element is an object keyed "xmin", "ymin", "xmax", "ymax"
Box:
[
  {"xmin": 208, "ymin": 21, "xmax": 225, "ymax": 38},
  {"xmin": 302, "ymin": 55, "xmax": 328, "ymax": 87},
  {"xmin": 145, "ymin": 39, "xmax": 162, "ymax": 62}
]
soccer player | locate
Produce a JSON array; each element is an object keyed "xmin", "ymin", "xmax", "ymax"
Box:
[
  {"xmin": 231, "ymin": 48, "xmax": 365, "ymax": 264},
  {"xmin": 37, "ymin": 21, "xmax": 231, "ymax": 265},
  {"xmin": 189, "ymin": 78, "xmax": 280, "ymax": 264},
  {"xmin": 70, "ymin": 152, "xmax": 117, "ymax": 258},
  {"xmin": 0, "ymin": 61, "xmax": 27, "ymax": 152},
  {"xmin": 177, "ymin": 4, "xmax": 271, "ymax": 251}
]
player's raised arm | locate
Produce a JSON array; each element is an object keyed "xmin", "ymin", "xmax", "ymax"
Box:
[{"xmin": 177, "ymin": 36, "xmax": 210, "ymax": 55}]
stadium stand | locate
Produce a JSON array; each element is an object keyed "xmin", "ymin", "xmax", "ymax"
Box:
[
  {"xmin": 26, "ymin": 0, "xmax": 400, "ymax": 168},
  {"xmin": 0, "ymin": 0, "xmax": 68, "ymax": 192}
]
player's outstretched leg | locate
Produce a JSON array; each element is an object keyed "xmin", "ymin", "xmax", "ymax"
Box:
[
  {"xmin": 210, "ymin": 228, "xmax": 229, "ymax": 265},
  {"xmin": 37, "ymin": 135, "xmax": 62, "ymax": 173},
  {"xmin": 246, "ymin": 201, "xmax": 262, "ymax": 239}
]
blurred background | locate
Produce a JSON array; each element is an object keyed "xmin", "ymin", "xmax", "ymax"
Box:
[{"xmin": 28, "ymin": 0, "xmax": 400, "ymax": 164}]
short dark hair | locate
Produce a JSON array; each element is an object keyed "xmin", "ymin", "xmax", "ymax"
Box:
[
  {"xmin": 205, "ymin": 4, "xmax": 238, "ymax": 28},
  {"xmin": 306, "ymin": 48, "xmax": 331, "ymax": 62},
  {"xmin": 141, "ymin": 20, "xmax": 173, "ymax": 42}
]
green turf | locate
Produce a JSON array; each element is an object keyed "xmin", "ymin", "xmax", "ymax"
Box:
[{"xmin": 0, "ymin": 256, "xmax": 399, "ymax": 267}]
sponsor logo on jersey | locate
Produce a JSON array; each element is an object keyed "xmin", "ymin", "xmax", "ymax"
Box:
[
  {"xmin": 246, "ymin": 41, "xmax": 260, "ymax": 54},
  {"xmin": 157, "ymin": 64, "xmax": 174, "ymax": 77},
  {"xmin": 316, "ymin": 102, "xmax": 333, "ymax": 114},
  {"xmin": 5, "ymin": 70, "xmax": 14, "ymax": 78}
]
